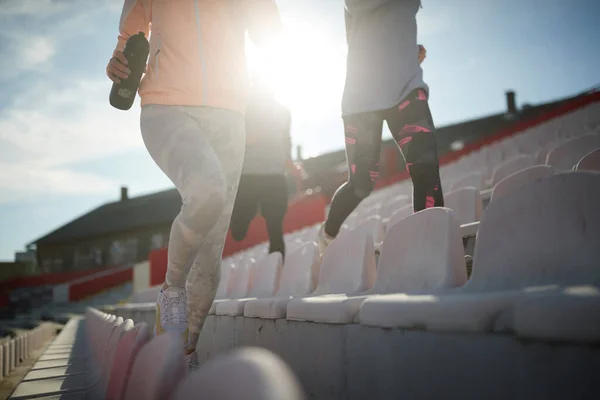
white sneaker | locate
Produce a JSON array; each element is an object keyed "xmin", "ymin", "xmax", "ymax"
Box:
[
  {"xmin": 316, "ymin": 222, "xmax": 334, "ymax": 258},
  {"xmin": 155, "ymin": 286, "xmax": 189, "ymax": 347},
  {"xmin": 186, "ymin": 350, "xmax": 199, "ymax": 370}
]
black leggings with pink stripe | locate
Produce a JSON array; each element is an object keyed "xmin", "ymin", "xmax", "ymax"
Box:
[{"xmin": 324, "ymin": 88, "xmax": 444, "ymax": 238}]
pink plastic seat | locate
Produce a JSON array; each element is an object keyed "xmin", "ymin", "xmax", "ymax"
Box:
[
  {"xmin": 172, "ymin": 347, "xmax": 305, "ymax": 400},
  {"xmin": 106, "ymin": 322, "xmax": 152, "ymax": 400},
  {"xmin": 123, "ymin": 332, "xmax": 186, "ymax": 400}
]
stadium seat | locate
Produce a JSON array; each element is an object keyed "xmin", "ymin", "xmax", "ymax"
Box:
[
  {"xmin": 575, "ymin": 147, "xmax": 600, "ymax": 171},
  {"xmin": 535, "ymin": 140, "xmax": 563, "ymax": 164},
  {"xmin": 210, "ymin": 258, "xmax": 256, "ymax": 314},
  {"xmin": 380, "ymin": 194, "xmax": 411, "ymax": 220},
  {"xmin": 512, "ymin": 285, "xmax": 600, "ymax": 343},
  {"xmin": 359, "ymin": 172, "xmax": 600, "ymax": 343},
  {"xmin": 352, "ymin": 216, "xmax": 385, "ymax": 249},
  {"xmin": 491, "ymin": 165, "xmax": 554, "ymax": 202},
  {"xmin": 385, "ymin": 203, "xmax": 413, "ymax": 231},
  {"xmin": 244, "ymin": 242, "xmax": 321, "ymax": 319},
  {"xmin": 172, "ymin": 347, "xmax": 305, "ymax": 400},
  {"xmin": 451, "ymin": 171, "xmax": 484, "ymax": 191},
  {"xmin": 123, "ymin": 333, "xmax": 186, "ymax": 400},
  {"xmin": 285, "ymin": 208, "xmax": 467, "ymax": 323},
  {"xmin": 11, "ymin": 313, "xmax": 127, "ymax": 398},
  {"xmin": 546, "ymin": 133, "xmax": 600, "ymax": 170},
  {"xmin": 216, "ymin": 252, "xmax": 283, "ymax": 316},
  {"xmin": 356, "ymin": 202, "xmax": 383, "ymax": 224},
  {"xmin": 130, "ymin": 285, "xmax": 161, "ymax": 304},
  {"xmin": 287, "ymin": 227, "xmax": 377, "ymax": 321},
  {"xmin": 490, "ymin": 154, "xmax": 536, "ymax": 185},
  {"xmin": 105, "ymin": 322, "xmax": 152, "ymax": 400},
  {"xmin": 444, "ymin": 187, "xmax": 483, "ymax": 225}
]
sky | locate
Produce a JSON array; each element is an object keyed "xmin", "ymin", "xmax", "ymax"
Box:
[{"xmin": 0, "ymin": 0, "xmax": 599, "ymax": 261}]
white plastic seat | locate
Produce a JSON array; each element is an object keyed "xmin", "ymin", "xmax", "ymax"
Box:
[
  {"xmin": 215, "ymin": 263, "xmax": 233, "ymax": 299},
  {"xmin": 575, "ymin": 147, "xmax": 600, "ymax": 171},
  {"xmin": 216, "ymin": 252, "xmax": 283, "ymax": 316},
  {"xmin": 172, "ymin": 347, "xmax": 305, "ymax": 400},
  {"xmin": 356, "ymin": 202, "xmax": 382, "ymax": 224},
  {"xmin": 285, "ymin": 208, "xmax": 467, "ymax": 324},
  {"xmin": 286, "ymin": 225, "xmax": 377, "ymax": 322},
  {"xmin": 535, "ymin": 140, "xmax": 563, "ymax": 164},
  {"xmin": 360, "ymin": 172, "xmax": 600, "ymax": 343},
  {"xmin": 380, "ymin": 194, "xmax": 411, "ymax": 220},
  {"xmin": 123, "ymin": 333, "xmax": 186, "ymax": 400},
  {"xmin": 444, "ymin": 187, "xmax": 483, "ymax": 225},
  {"xmin": 512, "ymin": 285, "xmax": 600, "ymax": 344},
  {"xmin": 491, "ymin": 165, "xmax": 553, "ymax": 202},
  {"xmin": 210, "ymin": 259, "xmax": 256, "ymax": 315},
  {"xmin": 129, "ymin": 285, "xmax": 161, "ymax": 304},
  {"xmin": 490, "ymin": 154, "xmax": 535, "ymax": 185},
  {"xmin": 385, "ymin": 203, "xmax": 413, "ymax": 231},
  {"xmin": 354, "ymin": 216, "xmax": 385, "ymax": 249},
  {"xmin": 450, "ymin": 171, "xmax": 483, "ymax": 191},
  {"xmin": 546, "ymin": 133, "xmax": 600, "ymax": 170},
  {"xmin": 244, "ymin": 243, "xmax": 321, "ymax": 319}
]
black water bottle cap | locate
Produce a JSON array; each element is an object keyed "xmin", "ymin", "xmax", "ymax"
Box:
[{"xmin": 138, "ymin": 31, "xmax": 145, "ymax": 37}]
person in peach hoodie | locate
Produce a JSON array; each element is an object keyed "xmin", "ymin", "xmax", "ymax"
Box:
[{"xmin": 106, "ymin": 0, "xmax": 283, "ymax": 369}]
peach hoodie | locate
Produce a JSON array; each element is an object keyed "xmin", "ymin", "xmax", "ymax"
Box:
[{"xmin": 113, "ymin": 0, "xmax": 282, "ymax": 114}]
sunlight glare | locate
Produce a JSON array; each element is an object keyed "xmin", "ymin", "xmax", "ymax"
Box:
[{"xmin": 245, "ymin": 18, "xmax": 346, "ymax": 116}]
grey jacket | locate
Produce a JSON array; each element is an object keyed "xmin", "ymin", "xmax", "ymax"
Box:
[
  {"xmin": 342, "ymin": 0, "xmax": 427, "ymax": 116},
  {"xmin": 242, "ymin": 94, "xmax": 292, "ymax": 176}
]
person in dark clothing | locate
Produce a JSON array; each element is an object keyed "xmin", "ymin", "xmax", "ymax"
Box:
[
  {"xmin": 317, "ymin": 0, "xmax": 444, "ymax": 254},
  {"xmin": 230, "ymin": 84, "xmax": 299, "ymax": 259}
]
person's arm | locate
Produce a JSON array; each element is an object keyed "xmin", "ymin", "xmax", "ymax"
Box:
[
  {"xmin": 114, "ymin": 0, "xmax": 152, "ymax": 54},
  {"xmin": 344, "ymin": 7, "xmax": 353, "ymax": 45},
  {"xmin": 418, "ymin": 44, "xmax": 427, "ymax": 64},
  {"xmin": 106, "ymin": 0, "xmax": 152, "ymax": 82},
  {"xmin": 243, "ymin": 0, "xmax": 284, "ymax": 47}
]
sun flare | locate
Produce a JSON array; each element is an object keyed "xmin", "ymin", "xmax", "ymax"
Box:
[{"xmin": 245, "ymin": 19, "xmax": 346, "ymax": 115}]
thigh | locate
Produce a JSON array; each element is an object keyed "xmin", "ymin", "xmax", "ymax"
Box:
[
  {"xmin": 384, "ymin": 89, "xmax": 438, "ymax": 164},
  {"xmin": 140, "ymin": 105, "xmax": 227, "ymax": 199},
  {"xmin": 343, "ymin": 112, "xmax": 385, "ymax": 189}
]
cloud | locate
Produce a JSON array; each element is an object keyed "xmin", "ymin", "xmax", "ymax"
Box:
[
  {"xmin": 0, "ymin": 0, "xmax": 139, "ymax": 203},
  {"xmin": 0, "ymin": 75, "xmax": 144, "ymax": 203}
]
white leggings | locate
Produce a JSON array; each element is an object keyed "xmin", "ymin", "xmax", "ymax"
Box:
[{"xmin": 141, "ymin": 105, "xmax": 245, "ymax": 341}]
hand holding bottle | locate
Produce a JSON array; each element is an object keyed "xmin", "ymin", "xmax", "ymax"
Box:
[{"xmin": 106, "ymin": 51, "xmax": 130, "ymax": 84}]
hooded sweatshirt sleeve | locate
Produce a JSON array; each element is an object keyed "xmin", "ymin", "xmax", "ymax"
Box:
[{"xmin": 113, "ymin": 0, "xmax": 152, "ymax": 55}]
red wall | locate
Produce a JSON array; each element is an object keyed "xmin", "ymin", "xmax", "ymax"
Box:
[
  {"xmin": 0, "ymin": 266, "xmax": 111, "ymax": 294},
  {"xmin": 68, "ymin": 267, "xmax": 133, "ymax": 302}
]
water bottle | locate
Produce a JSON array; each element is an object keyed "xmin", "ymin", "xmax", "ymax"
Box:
[{"xmin": 109, "ymin": 32, "xmax": 150, "ymax": 111}]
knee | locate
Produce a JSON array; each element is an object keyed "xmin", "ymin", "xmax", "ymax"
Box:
[
  {"xmin": 348, "ymin": 176, "xmax": 374, "ymax": 200},
  {"xmin": 404, "ymin": 130, "xmax": 439, "ymax": 165},
  {"xmin": 182, "ymin": 178, "xmax": 227, "ymax": 232}
]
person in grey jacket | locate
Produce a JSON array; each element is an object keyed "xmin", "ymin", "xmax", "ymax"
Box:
[{"xmin": 317, "ymin": 0, "xmax": 444, "ymax": 253}]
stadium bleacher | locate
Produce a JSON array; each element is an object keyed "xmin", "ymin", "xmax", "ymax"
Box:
[{"xmin": 6, "ymin": 95, "xmax": 600, "ymax": 398}]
